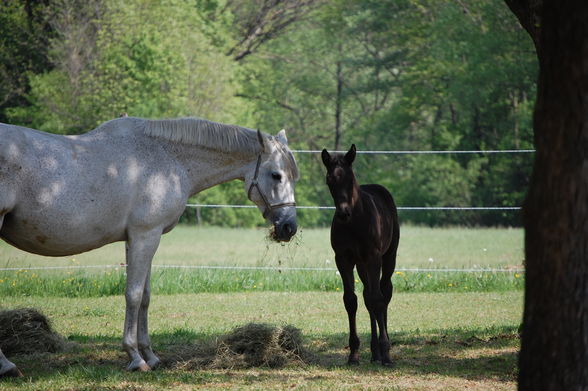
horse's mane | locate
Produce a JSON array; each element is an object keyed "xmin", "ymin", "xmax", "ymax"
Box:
[
  {"xmin": 144, "ymin": 117, "xmax": 261, "ymax": 155},
  {"xmin": 144, "ymin": 117, "xmax": 299, "ymax": 180}
]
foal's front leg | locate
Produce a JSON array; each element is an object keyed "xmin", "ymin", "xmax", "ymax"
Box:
[
  {"xmin": 123, "ymin": 229, "xmax": 161, "ymax": 371},
  {"xmin": 336, "ymin": 255, "xmax": 360, "ymax": 365}
]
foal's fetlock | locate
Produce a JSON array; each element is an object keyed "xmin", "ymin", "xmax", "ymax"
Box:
[
  {"xmin": 379, "ymin": 342, "xmax": 393, "ymax": 367},
  {"xmin": 347, "ymin": 351, "xmax": 360, "ymax": 365}
]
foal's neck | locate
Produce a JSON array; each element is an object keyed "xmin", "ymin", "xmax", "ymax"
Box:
[{"xmin": 349, "ymin": 173, "xmax": 364, "ymax": 213}]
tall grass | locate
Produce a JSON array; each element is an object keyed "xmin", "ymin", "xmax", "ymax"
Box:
[
  {"xmin": 0, "ymin": 225, "xmax": 524, "ymax": 297},
  {"xmin": 0, "ymin": 267, "xmax": 523, "ymax": 297}
]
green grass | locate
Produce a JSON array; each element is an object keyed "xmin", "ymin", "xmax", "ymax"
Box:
[
  {"xmin": 0, "ymin": 291, "xmax": 522, "ymax": 390},
  {"xmin": 0, "ymin": 226, "xmax": 524, "ymax": 297}
]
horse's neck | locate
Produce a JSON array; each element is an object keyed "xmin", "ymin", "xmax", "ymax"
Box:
[{"xmin": 174, "ymin": 145, "xmax": 254, "ymax": 195}]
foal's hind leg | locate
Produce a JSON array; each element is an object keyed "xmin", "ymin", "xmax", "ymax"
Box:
[
  {"xmin": 358, "ymin": 257, "xmax": 392, "ymax": 365},
  {"xmin": 336, "ymin": 255, "xmax": 360, "ymax": 365},
  {"xmin": 379, "ymin": 246, "xmax": 397, "ymax": 366}
]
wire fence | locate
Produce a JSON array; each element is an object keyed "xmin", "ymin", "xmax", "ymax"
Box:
[
  {"xmin": 0, "ymin": 148, "xmax": 531, "ymax": 274},
  {"xmin": 0, "ymin": 264, "xmax": 525, "ymax": 273}
]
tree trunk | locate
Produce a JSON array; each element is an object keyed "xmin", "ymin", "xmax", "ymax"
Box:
[{"xmin": 515, "ymin": 1, "xmax": 588, "ymax": 389}]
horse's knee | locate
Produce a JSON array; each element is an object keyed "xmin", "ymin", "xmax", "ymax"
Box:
[{"xmin": 125, "ymin": 286, "xmax": 144, "ymax": 308}]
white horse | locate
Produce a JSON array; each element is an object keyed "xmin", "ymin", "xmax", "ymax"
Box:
[{"xmin": 0, "ymin": 117, "xmax": 299, "ymax": 376}]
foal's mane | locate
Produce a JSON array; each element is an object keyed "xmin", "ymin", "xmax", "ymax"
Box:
[{"xmin": 144, "ymin": 117, "xmax": 261, "ymax": 155}]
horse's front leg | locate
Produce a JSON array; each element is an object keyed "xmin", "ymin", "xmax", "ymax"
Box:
[
  {"xmin": 137, "ymin": 269, "xmax": 160, "ymax": 369},
  {"xmin": 123, "ymin": 229, "xmax": 161, "ymax": 371}
]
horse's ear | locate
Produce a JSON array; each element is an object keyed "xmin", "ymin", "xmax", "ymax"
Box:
[
  {"xmin": 276, "ymin": 129, "xmax": 288, "ymax": 145},
  {"xmin": 257, "ymin": 129, "xmax": 267, "ymax": 152},
  {"xmin": 344, "ymin": 144, "xmax": 356, "ymax": 165},
  {"xmin": 321, "ymin": 149, "xmax": 331, "ymax": 168}
]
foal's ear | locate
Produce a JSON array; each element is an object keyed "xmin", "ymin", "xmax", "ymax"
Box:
[
  {"xmin": 321, "ymin": 149, "xmax": 331, "ymax": 167},
  {"xmin": 344, "ymin": 144, "xmax": 356, "ymax": 165}
]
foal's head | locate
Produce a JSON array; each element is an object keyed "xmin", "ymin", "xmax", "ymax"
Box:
[{"xmin": 321, "ymin": 144, "xmax": 358, "ymax": 223}]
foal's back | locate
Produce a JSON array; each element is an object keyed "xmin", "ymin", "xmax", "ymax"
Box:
[{"xmin": 358, "ymin": 183, "xmax": 399, "ymax": 256}]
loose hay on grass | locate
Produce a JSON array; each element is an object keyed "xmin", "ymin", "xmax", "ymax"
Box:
[
  {"xmin": 0, "ymin": 308, "xmax": 66, "ymax": 355},
  {"xmin": 171, "ymin": 323, "xmax": 306, "ymax": 370}
]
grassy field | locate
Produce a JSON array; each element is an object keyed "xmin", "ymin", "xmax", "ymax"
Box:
[
  {"xmin": 0, "ymin": 225, "xmax": 524, "ymax": 269},
  {"xmin": 0, "ymin": 290, "xmax": 522, "ymax": 390},
  {"xmin": 0, "ymin": 226, "xmax": 524, "ymax": 296}
]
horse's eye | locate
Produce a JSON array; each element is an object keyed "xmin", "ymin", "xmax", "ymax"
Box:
[{"xmin": 271, "ymin": 172, "xmax": 282, "ymax": 181}]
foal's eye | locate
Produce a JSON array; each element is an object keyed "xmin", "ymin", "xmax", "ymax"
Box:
[{"xmin": 271, "ymin": 172, "xmax": 282, "ymax": 181}]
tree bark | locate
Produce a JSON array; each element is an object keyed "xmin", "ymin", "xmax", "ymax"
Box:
[{"xmin": 508, "ymin": 0, "xmax": 588, "ymax": 389}]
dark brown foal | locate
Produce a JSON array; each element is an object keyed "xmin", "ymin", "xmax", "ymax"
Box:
[{"xmin": 322, "ymin": 144, "xmax": 400, "ymax": 366}]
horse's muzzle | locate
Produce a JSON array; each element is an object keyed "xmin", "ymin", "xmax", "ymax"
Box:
[{"xmin": 269, "ymin": 206, "xmax": 297, "ymax": 242}]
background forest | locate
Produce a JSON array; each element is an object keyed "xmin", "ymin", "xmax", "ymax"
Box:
[{"xmin": 0, "ymin": 0, "xmax": 537, "ymax": 227}]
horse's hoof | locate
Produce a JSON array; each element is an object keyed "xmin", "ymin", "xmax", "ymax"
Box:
[
  {"xmin": 146, "ymin": 357, "xmax": 161, "ymax": 370},
  {"xmin": 0, "ymin": 367, "xmax": 23, "ymax": 378},
  {"xmin": 127, "ymin": 359, "xmax": 151, "ymax": 372},
  {"xmin": 347, "ymin": 359, "xmax": 360, "ymax": 366},
  {"xmin": 381, "ymin": 360, "xmax": 395, "ymax": 368},
  {"xmin": 0, "ymin": 362, "xmax": 23, "ymax": 378}
]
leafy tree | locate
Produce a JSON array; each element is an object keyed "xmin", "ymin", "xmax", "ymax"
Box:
[
  {"xmin": 8, "ymin": 0, "xmax": 242, "ymax": 133},
  {"xmin": 0, "ymin": 0, "xmax": 54, "ymax": 123}
]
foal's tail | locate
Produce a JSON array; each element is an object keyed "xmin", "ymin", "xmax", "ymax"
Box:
[{"xmin": 387, "ymin": 194, "xmax": 400, "ymax": 272}]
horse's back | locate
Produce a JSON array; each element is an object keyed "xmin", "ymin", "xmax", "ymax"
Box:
[{"xmin": 0, "ymin": 118, "xmax": 188, "ymax": 256}]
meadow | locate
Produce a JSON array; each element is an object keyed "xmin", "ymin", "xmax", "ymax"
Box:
[
  {"xmin": 1, "ymin": 291, "xmax": 522, "ymax": 390},
  {"xmin": 0, "ymin": 225, "xmax": 525, "ymax": 296},
  {"xmin": 0, "ymin": 225, "xmax": 524, "ymax": 390}
]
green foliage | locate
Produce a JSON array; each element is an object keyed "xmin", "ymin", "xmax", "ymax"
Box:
[
  {"xmin": 0, "ymin": 0, "xmax": 537, "ymax": 227},
  {"xmin": 7, "ymin": 0, "xmax": 242, "ymax": 133}
]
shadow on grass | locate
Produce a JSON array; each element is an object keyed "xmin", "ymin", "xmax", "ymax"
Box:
[{"xmin": 2, "ymin": 325, "xmax": 519, "ymax": 387}]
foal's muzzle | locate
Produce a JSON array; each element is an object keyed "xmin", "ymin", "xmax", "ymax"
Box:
[{"xmin": 335, "ymin": 204, "xmax": 352, "ymax": 223}]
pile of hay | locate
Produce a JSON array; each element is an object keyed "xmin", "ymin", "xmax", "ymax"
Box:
[
  {"xmin": 0, "ymin": 308, "xmax": 66, "ymax": 355},
  {"xmin": 172, "ymin": 323, "xmax": 306, "ymax": 370}
]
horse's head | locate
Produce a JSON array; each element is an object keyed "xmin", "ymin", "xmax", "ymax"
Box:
[
  {"xmin": 321, "ymin": 144, "xmax": 358, "ymax": 223},
  {"xmin": 245, "ymin": 130, "xmax": 299, "ymax": 242}
]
